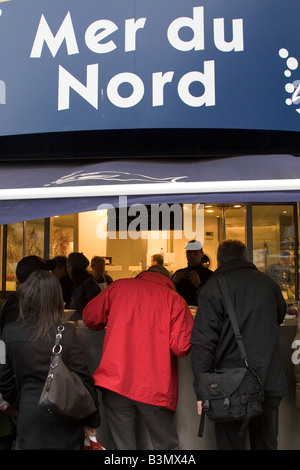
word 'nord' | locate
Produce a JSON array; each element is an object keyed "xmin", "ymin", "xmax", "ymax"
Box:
[{"xmin": 57, "ymin": 61, "xmax": 215, "ymax": 110}]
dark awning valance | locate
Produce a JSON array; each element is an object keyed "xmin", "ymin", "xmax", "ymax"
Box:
[{"xmin": 0, "ymin": 154, "xmax": 299, "ymax": 224}]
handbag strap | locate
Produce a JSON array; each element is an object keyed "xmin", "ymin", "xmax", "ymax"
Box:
[
  {"xmin": 217, "ymin": 275, "xmax": 249, "ymax": 369},
  {"xmin": 198, "ymin": 275, "xmax": 251, "ymax": 438},
  {"xmin": 52, "ymin": 325, "xmax": 65, "ymax": 355}
]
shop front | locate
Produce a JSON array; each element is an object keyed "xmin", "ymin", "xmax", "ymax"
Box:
[
  {"xmin": 0, "ymin": 155, "xmax": 299, "ymax": 302},
  {"xmin": 1, "ymin": 0, "xmax": 300, "ymax": 450},
  {"xmin": 1, "ymin": 198, "xmax": 299, "ymax": 304},
  {"xmin": 0, "ymin": 157, "xmax": 299, "ymax": 449}
]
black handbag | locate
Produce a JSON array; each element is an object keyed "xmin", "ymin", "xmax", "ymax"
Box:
[
  {"xmin": 39, "ymin": 325, "xmax": 97, "ymax": 420},
  {"xmin": 198, "ymin": 276, "xmax": 263, "ymax": 438}
]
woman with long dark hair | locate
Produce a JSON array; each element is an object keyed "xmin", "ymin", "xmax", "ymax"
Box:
[{"xmin": 0, "ymin": 270, "xmax": 100, "ymax": 450}]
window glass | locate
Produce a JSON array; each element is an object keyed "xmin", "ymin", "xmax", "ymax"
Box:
[
  {"xmin": 6, "ymin": 219, "xmax": 45, "ymax": 290},
  {"xmin": 225, "ymin": 205, "xmax": 246, "ymax": 243},
  {"xmin": 6, "ymin": 222, "xmax": 24, "ymax": 291},
  {"xmin": 102, "ymin": 203, "xmax": 247, "ymax": 278},
  {"xmin": 25, "ymin": 219, "xmax": 44, "ymax": 257},
  {"xmin": 252, "ymin": 205, "xmax": 296, "ymax": 300},
  {"xmin": 202, "ymin": 204, "xmax": 223, "ymax": 271},
  {"xmin": 50, "ymin": 214, "xmax": 77, "ymax": 257}
]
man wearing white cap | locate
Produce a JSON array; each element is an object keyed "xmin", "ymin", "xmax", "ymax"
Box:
[{"xmin": 172, "ymin": 240, "xmax": 213, "ymax": 305}]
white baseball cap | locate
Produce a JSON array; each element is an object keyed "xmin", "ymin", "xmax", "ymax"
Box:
[{"xmin": 185, "ymin": 240, "xmax": 203, "ymax": 251}]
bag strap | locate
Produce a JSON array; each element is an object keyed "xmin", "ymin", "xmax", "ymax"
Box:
[
  {"xmin": 52, "ymin": 325, "xmax": 65, "ymax": 355},
  {"xmin": 198, "ymin": 411, "xmax": 205, "ymax": 438},
  {"xmin": 217, "ymin": 275, "xmax": 249, "ymax": 369},
  {"xmin": 198, "ymin": 276, "xmax": 253, "ymax": 439}
]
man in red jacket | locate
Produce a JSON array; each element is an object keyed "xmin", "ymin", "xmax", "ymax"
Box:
[{"xmin": 83, "ymin": 265, "xmax": 194, "ymax": 450}]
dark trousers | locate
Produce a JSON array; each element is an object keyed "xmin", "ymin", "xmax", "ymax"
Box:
[
  {"xmin": 0, "ymin": 434, "xmax": 15, "ymax": 450},
  {"xmin": 215, "ymin": 396, "xmax": 282, "ymax": 450},
  {"xmin": 102, "ymin": 389, "xmax": 179, "ymax": 450}
]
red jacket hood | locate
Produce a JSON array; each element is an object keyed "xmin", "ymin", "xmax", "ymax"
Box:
[{"xmin": 137, "ymin": 270, "xmax": 176, "ymax": 291}]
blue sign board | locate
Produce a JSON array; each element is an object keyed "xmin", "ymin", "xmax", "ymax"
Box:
[{"xmin": 0, "ymin": 0, "xmax": 300, "ymax": 136}]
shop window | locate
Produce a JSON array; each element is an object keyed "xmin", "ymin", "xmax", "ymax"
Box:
[
  {"xmin": 225, "ymin": 205, "xmax": 246, "ymax": 242},
  {"xmin": 103, "ymin": 203, "xmax": 247, "ymax": 278},
  {"xmin": 252, "ymin": 204, "xmax": 296, "ymax": 300},
  {"xmin": 25, "ymin": 220, "xmax": 45, "ymax": 257},
  {"xmin": 5, "ymin": 219, "xmax": 45, "ymax": 291},
  {"xmin": 202, "ymin": 204, "xmax": 246, "ymax": 270},
  {"xmin": 49, "ymin": 214, "xmax": 77, "ymax": 257},
  {"xmin": 3, "ymin": 215, "xmax": 77, "ymax": 292}
]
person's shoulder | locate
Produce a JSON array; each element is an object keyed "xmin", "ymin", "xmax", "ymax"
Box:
[
  {"xmin": 197, "ymin": 270, "xmax": 220, "ymax": 293},
  {"xmin": 61, "ymin": 274, "xmax": 73, "ymax": 285},
  {"xmin": 1, "ymin": 320, "xmax": 24, "ymax": 340},
  {"xmin": 83, "ymin": 275, "xmax": 100, "ymax": 288},
  {"xmin": 105, "ymin": 274, "xmax": 113, "ymax": 283},
  {"xmin": 105, "ymin": 277, "xmax": 134, "ymax": 292},
  {"xmin": 174, "ymin": 267, "xmax": 187, "ymax": 273},
  {"xmin": 1, "ymin": 293, "xmax": 18, "ymax": 310},
  {"xmin": 110, "ymin": 277, "xmax": 131, "ymax": 286},
  {"xmin": 172, "ymin": 267, "xmax": 187, "ymax": 278},
  {"xmin": 0, "ymin": 294, "xmax": 19, "ymax": 334},
  {"xmin": 84, "ymin": 274, "xmax": 97, "ymax": 283},
  {"xmin": 197, "ymin": 264, "xmax": 213, "ymax": 275}
]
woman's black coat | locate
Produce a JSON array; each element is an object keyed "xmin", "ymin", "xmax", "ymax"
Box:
[{"xmin": 0, "ymin": 321, "xmax": 100, "ymax": 449}]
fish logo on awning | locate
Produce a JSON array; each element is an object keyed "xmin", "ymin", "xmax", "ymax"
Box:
[{"xmin": 44, "ymin": 171, "xmax": 188, "ymax": 186}]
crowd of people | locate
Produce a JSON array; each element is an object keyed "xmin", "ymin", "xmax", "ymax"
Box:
[{"xmin": 0, "ymin": 239, "xmax": 288, "ymax": 450}]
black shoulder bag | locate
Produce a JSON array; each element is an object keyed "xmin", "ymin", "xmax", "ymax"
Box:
[
  {"xmin": 198, "ymin": 276, "xmax": 263, "ymax": 438},
  {"xmin": 39, "ymin": 325, "xmax": 97, "ymax": 420}
]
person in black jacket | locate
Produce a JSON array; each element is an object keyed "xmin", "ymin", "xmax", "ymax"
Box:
[
  {"xmin": 172, "ymin": 240, "xmax": 213, "ymax": 305},
  {"xmin": 52, "ymin": 255, "xmax": 74, "ymax": 309},
  {"xmin": 0, "ymin": 270, "xmax": 100, "ymax": 450},
  {"xmin": 0, "ymin": 255, "xmax": 56, "ymax": 336},
  {"xmin": 191, "ymin": 239, "xmax": 287, "ymax": 450},
  {"xmin": 67, "ymin": 252, "xmax": 100, "ymax": 321}
]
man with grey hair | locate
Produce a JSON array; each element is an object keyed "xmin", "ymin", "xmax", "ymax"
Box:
[
  {"xmin": 150, "ymin": 253, "xmax": 164, "ymax": 267},
  {"xmin": 172, "ymin": 240, "xmax": 213, "ymax": 305},
  {"xmin": 191, "ymin": 239, "xmax": 287, "ymax": 450}
]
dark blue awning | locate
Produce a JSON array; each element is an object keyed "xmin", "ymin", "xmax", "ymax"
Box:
[{"xmin": 0, "ymin": 154, "xmax": 299, "ymax": 225}]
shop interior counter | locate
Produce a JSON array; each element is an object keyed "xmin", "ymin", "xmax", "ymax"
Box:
[{"xmin": 75, "ymin": 320, "xmax": 300, "ymax": 450}]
